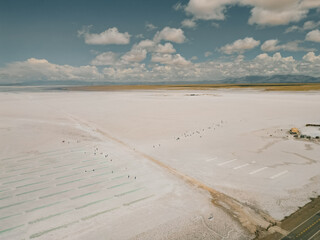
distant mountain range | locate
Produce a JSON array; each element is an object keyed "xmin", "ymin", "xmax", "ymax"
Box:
[
  {"xmin": 217, "ymin": 75, "xmax": 320, "ymax": 84},
  {"xmin": 1, "ymin": 74, "xmax": 320, "ymax": 86}
]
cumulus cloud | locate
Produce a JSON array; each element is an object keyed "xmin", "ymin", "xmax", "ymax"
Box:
[
  {"xmin": 103, "ymin": 63, "xmax": 198, "ymax": 82},
  {"xmin": 182, "ymin": 0, "xmax": 320, "ymax": 26},
  {"xmin": 303, "ymin": 52, "xmax": 320, "ymax": 62},
  {"xmin": 285, "ymin": 20, "xmax": 320, "ymax": 33},
  {"xmin": 137, "ymin": 39, "xmax": 156, "ymax": 50},
  {"xmin": 154, "ymin": 43, "xmax": 176, "ymax": 53},
  {"xmin": 243, "ymin": 0, "xmax": 320, "ymax": 26},
  {"xmin": 303, "ymin": 21, "xmax": 320, "ymax": 30},
  {"xmin": 255, "ymin": 52, "xmax": 294, "ymax": 62},
  {"xmin": 102, "ymin": 51, "xmax": 320, "ymax": 82},
  {"xmin": 185, "ymin": 0, "xmax": 236, "ymax": 21},
  {"xmin": 136, "ymin": 39, "xmax": 177, "ymax": 53},
  {"xmin": 154, "ymin": 27, "xmax": 186, "ymax": 43},
  {"xmin": 121, "ymin": 46, "xmax": 147, "ymax": 63},
  {"xmin": 96, "ymin": 50, "xmax": 319, "ymax": 79},
  {"xmin": 91, "ymin": 52, "xmax": 118, "ymax": 66},
  {"xmin": 151, "ymin": 53, "xmax": 191, "ymax": 66},
  {"xmin": 78, "ymin": 27, "xmax": 130, "ymax": 45},
  {"xmin": 306, "ymin": 29, "xmax": 320, "ymax": 42},
  {"xmin": 246, "ymin": 52, "xmax": 299, "ymax": 75},
  {"xmin": 91, "ymin": 40, "xmax": 177, "ymax": 66},
  {"xmin": 2, "ymin": 53, "xmax": 320, "ymax": 84},
  {"xmin": 285, "ymin": 25, "xmax": 300, "ymax": 33},
  {"xmin": 300, "ymin": 0, "xmax": 320, "ymax": 9},
  {"xmin": 261, "ymin": 39, "xmax": 313, "ymax": 52},
  {"xmin": 246, "ymin": 2, "xmax": 308, "ymax": 26},
  {"xmin": 261, "ymin": 40, "xmax": 285, "ymax": 51},
  {"xmin": 181, "ymin": 19, "xmax": 197, "ymax": 28},
  {"xmin": 220, "ymin": 37, "xmax": 260, "ymax": 54},
  {"xmin": 136, "ymin": 39, "xmax": 176, "ymax": 53},
  {"xmin": 0, "ymin": 58, "xmax": 99, "ymax": 83},
  {"xmin": 102, "ymin": 63, "xmax": 150, "ymax": 81}
]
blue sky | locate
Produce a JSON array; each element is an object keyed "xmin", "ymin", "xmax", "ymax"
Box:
[{"xmin": 0, "ymin": 0, "xmax": 320, "ymax": 83}]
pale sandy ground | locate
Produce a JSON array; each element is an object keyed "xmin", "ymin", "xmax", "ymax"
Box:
[{"xmin": 0, "ymin": 89, "xmax": 319, "ymax": 239}]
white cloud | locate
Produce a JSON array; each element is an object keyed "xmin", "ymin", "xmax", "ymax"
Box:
[
  {"xmin": 154, "ymin": 27, "xmax": 186, "ymax": 43},
  {"xmin": 303, "ymin": 52, "xmax": 320, "ymax": 62},
  {"xmin": 136, "ymin": 40, "xmax": 176, "ymax": 54},
  {"xmin": 181, "ymin": 19, "xmax": 197, "ymax": 28},
  {"xmin": 300, "ymin": 0, "xmax": 320, "ymax": 9},
  {"xmin": 243, "ymin": 0, "xmax": 320, "ymax": 26},
  {"xmin": 240, "ymin": 52, "xmax": 299, "ymax": 75},
  {"xmin": 261, "ymin": 40, "xmax": 282, "ymax": 51},
  {"xmin": 154, "ymin": 43, "xmax": 176, "ymax": 53},
  {"xmin": 255, "ymin": 52, "xmax": 294, "ymax": 62},
  {"xmin": 91, "ymin": 41, "xmax": 153, "ymax": 66},
  {"xmin": 285, "ymin": 25, "xmax": 300, "ymax": 33},
  {"xmin": 2, "ymin": 53, "xmax": 320, "ymax": 84},
  {"xmin": 145, "ymin": 23, "xmax": 157, "ymax": 31},
  {"xmin": 285, "ymin": 20, "xmax": 320, "ymax": 33},
  {"xmin": 306, "ymin": 29, "xmax": 320, "ymax": 42},
  {"xmin": 261, "ymin": 39, "xmax": 313, "ymax": 52},
  {"xmin": 235, "ymin": 54, "xmax": 245, "ymax": 62},
  {"xmin": 27, "ymin": 58, "xmax": 49, "ymax": 64},
  {"xmin": 91, "ymin": 52, "xmax": 118, "ymax": 66},
  {"xmin": 220, "ymin": 37, "xmax": 260, "ymax": 54},
  {"xmin": 103, "ymin": 63, "xmax": 199, "ymax": 82},
  {"xmin": 136, "ymin": 39, "xmax": 156, "ymax": 50},
  {"xmin": 151, "ymin": 53, "xmax": 172, "ymax": 64},
  {"xmin": 0, "ymin": 58, "xmax": 99, "ymax": 83},
  {"xmin": 103, "ymin": 64, "xmax": 149, "ymax": 81},
  {"xmin": 183, "ymin": 0, "xmax": 320, "ymax": 26},
  {"xmin": 185, "ymin": 0, "xmax": 236, "ymax": 21},
  {"xmin": 78, "ymin": 27, "xmax": 130, "ymax": 45},
  {"xmin": 96, "ymin": 49, "xmax": 320, "ymax": 80},
  {"xmin": 151, "ymin": 53, "xmax": 191, "ymax": 66},
  {"xmin": 91, "ymin": 40, "xmax": 175, "ymax": 66},
  {"xmin": 121, "ymin": 46, "xmax": 147, "ymax": 63},
  {"xmin": 101, "ymin": 51, "xmax": 320, "ymax": 82},
  {"xmin": 246, "ymin": 3, "xmax": 308, "ymax": 26},
  {"xmin": 303, "ymin": 21, "xmax": 320, "ymax": 30}
]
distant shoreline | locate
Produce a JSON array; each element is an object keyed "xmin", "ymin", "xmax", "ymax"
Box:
[{"xmin": 66, "ymin": 83, "xmax": 320, "ymax": 92}]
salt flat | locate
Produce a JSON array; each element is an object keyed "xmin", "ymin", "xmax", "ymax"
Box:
[{"xmin": 0, "ymin": 89, "xmax": 319, "ymax": 239}]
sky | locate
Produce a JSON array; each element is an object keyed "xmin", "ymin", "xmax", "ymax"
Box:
[{"xmin": 0, "ymin": 0, "xmax": 320, "ymax": 84}]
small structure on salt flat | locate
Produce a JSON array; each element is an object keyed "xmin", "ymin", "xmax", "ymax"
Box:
[{"xmin": 289, "ymin": 128, "xmax": 300, "ymax": 135}]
